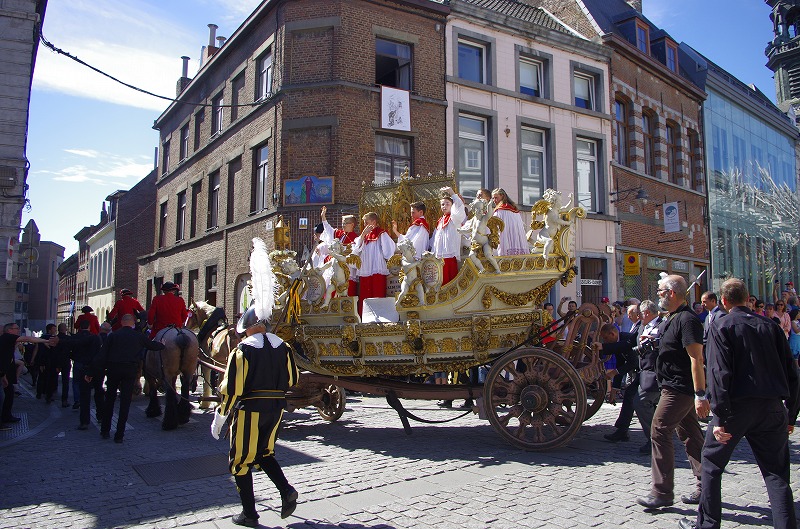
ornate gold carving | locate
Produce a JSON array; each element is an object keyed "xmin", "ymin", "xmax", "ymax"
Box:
[
  {"xmin": 471, "ymin": 315, "xmax": 491, "ymax": 353},
  {"xmin": 482, "ymin": 278, "xmax": 559, "ymax": 309}
]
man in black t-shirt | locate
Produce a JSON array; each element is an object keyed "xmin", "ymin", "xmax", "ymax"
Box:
[{"xmin": 637, "ymin": 275, "xmax": 709, "ymax": 510}]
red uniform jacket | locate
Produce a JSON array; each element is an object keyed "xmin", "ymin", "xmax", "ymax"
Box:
[
  {"xmin": 74, "ymin": 313, "xmax": 100, "ymax": 335},
  {"xmin": 147, "ymin": 294, "xmax": 189, "ymax": 338},
  {"xmin": 108, "ymin": 296, "xmax": 146, "ymax": 331}
]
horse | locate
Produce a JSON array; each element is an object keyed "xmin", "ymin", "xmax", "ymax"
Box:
[
  {"xmin": 188, "ymin": 300, "xmax": 239, "ymax": 409},
  {"xmin": 143, "ymin": 326, "xmax": 200, "ymax": 430}
]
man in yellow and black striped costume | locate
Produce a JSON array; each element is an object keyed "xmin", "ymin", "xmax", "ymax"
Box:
[{"xmin": 211, "ymin": 308, "xmax": 300, "ymax": 527}]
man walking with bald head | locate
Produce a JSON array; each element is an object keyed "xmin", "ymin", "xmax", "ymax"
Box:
[
  {"xmin": 678, "ymin": 279, "xmax": 799, "ymax": 529},
  {"xmin": 90, "ymin": 313, "xmax": 164, "ymax": 443},
  {"xmin": 637, "ymin": 274, "xmax": 709, "ymax": 509}
]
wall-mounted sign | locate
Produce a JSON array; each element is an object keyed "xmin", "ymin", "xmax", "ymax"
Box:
[
  {"xmin": 381, "ymin": 86, "xmax": 411, "ymax": 131},
  {"xmin": 283, "ymin": 175, "xmax": 333, "ymax": 206},
  {"xmin": 663, "ymin": 202, "xmax": 680, "ymax": 233},
  {"xmin": 623, "ymin": 252, "xmax": 640, "ymax": 276}
]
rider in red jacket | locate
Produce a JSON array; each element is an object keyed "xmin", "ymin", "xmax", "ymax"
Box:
[
  {"xmin": 147, "ymin": 282, "xmax": 189, "ymax": 338},
  {"xmin": 74, "ymin": 306, "xmax": 100, "ymax": 335},
  {"xmin": 108, "ymin": 289, "xmax": 145, "ymax": 331}
]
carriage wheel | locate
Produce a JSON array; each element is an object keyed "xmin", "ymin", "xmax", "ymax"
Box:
[
  {"xmin": 316, "ymin": 384, "xmax": 346, "ymax": 422},
  {"xmin": 485, "ymin": 347, "xmax": 586, "ymax": 451}
]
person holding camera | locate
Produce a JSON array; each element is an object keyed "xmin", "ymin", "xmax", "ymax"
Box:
[
  {"xmin": 633, "ymin": 299, "xmax": 664, "ymax": 455},
  {"xmin": 637, "ymin": 275, "xmax": 708, "ymax": 510}
]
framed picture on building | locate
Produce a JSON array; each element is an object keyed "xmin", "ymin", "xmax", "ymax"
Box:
[
  {"xmin": 381, "ymin": 86, "xmax": 411, "ymax": 131},
  {"xmin": 283, "ymin": 175, "xmax": 333, "ymax": 206}
]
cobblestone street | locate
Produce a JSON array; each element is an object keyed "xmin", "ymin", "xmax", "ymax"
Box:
[{"xmin": 2, "ymin": 374, "xmax": 799, "ymax": 529}]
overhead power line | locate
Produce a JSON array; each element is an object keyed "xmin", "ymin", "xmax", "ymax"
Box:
[{"xmin": 38, "ymin": 30, "xmax": 271, "ymax": 109}]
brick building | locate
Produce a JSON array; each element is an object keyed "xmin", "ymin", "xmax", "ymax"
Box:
[
  {"xmin": 26, "ymin": 240, "xmax": 63, "ymax": 330},
  {"xmin": 56, "ymin": 252, "xmax": 77, "ymax": 327},
  {"xmin": 445, "ymin": 0, "xmax": 616, "ymax": 304},
  {"xmin": 582, "ymin": 0, "xmax": 709, "ymax": 302},
  {"xmin": 138, "ymin": 0, "xmax": 449, "ymax": 316}
]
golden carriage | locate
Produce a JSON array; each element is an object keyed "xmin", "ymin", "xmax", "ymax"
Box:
[{"xmin": 269, "ymin": 171, "xmax": 608, "ymax": 450}]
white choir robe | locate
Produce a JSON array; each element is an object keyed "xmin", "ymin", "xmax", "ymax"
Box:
[
  {"xmin": 431, "ymin": 194, "xmax": 467, "ymax": 259},
  {"xmin": 352, "ymin": 229, "xmax": 396, "ymax": 277},
  {"xmin": 493, "ymin": 207, "xmax": 529, "ymax": 256},
  {"xmin": 398, "ymin": 220, "xmax": 430, "ymax": 260}
]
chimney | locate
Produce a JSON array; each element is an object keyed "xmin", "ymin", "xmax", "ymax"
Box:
[
  {"xmin": 203, "ymin": 24, "xmax": 220, "ymax": 62},
  {"xmin": 626, "ymin": 0, "xmax": 642, "ymax": 12},
  {"xmin": 176, "ymin": 56, "xmax": 191, "ymax": 95},
  {"xmin": 217, "ymin": 36, "xmax": 227, "ymax": 47},
  {"xmin": 207, "ymin": 24, "xmax": 218, "ymax": 48}
]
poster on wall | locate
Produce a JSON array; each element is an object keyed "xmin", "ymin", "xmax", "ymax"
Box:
[
  {"xmin": 663, "ymin": 202, "xmax": 680, "ymax": 233},
  {"xmin": 381, "ymin": 86, "xmax": 411, "ymax": 131},
  {"xmin": 283, "ymin": 175, "xmax": 333, "ymax": 206}
]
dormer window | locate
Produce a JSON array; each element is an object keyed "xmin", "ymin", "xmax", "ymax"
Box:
[
  {"xmin": 666, "ymin": 42, "xmax": 678, "ymax": 72},
  {"xmin": 636, "ymin": 20, "xmax": 650, "ymax": 54}
]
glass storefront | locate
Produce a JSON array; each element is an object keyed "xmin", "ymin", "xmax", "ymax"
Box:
[{"xmin": 704, "ymin": 88, "xmax": 800, "ymax": 301}]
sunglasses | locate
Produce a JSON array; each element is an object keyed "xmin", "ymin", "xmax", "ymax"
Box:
[{"xmin": 757, "ymin": 305, "xmax": 765, "ymax": 309}]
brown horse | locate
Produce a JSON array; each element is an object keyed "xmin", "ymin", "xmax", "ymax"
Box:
[
  {"xmin": 187, "ymin": 300, "xmax": 240, "ymax": 408},
  {"xmin": 143, "ymin": 326, "xmax": 200, "ymax": 430}
]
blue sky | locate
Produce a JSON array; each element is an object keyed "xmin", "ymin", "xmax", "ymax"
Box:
[{"xmin": 24, "ymin": 0, "xmax": 776, "ymax": 256}]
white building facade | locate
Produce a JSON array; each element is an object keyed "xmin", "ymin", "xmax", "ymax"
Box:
[
  {"xmin": 86, "ymin": 222, "xmax": 115, "ymax": 321},
  {"xmin": 446, "ymin": 0, "xmax": 617, "ymax": 303}
]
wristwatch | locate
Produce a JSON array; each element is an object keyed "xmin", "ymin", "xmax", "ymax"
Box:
[{"xmin": 694, "ymin": 390, "xmax": 707, "ymax": 400}]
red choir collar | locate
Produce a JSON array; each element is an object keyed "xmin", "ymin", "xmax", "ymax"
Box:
[
  {"xmin": 411, "ymin": 217, "xmax": 430, "ymax": 231},
  {"xmin": 338, "ymin": 230, "xmax": 357, "ymax": 244},
  {"xmin": 437, "ymin": 214, "xmax": 451, "ymax": 229},
  {"xmin": 364, "ymin": 226, "xmax": 385, "ymax": 242},
  {"xmin": 495, "ymin": 203, "xmax": 519, "ymax": 213}
]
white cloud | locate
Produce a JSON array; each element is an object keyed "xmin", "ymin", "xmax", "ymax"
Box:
[
  {"xmin": 216, "ymin": 0, "xmax": 262, "ymax": 22},
  {"xmin": 35, "ymin": 0, "xmax": 199, "ymax": 111},
  {"xmin": 33, "ymin": 151, "xmax": 153, "ymax": 188},
  {"xmin": 63, "ymin": 149, "xmax": 99, "ymax": 158},
  {"xmin": 644, "ymin": 0, "xmax": 676, "ymax": 27}
]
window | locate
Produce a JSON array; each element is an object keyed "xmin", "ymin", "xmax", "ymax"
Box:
[
  {"xmin": 231, "ymin": 73, "xmax": 245, "ymax": 121},
  {"xmin": 252, "ymin": 144, "xmax": 269, "ymax": 212},
  {"xmin": 205, "ymin": 265, "xmax": 218, "ymax": 307},
  {"xmin": 176, "ymin": 191, "xmax": 186, "ymax": 241},
  {"xmin": 188, "ymin": 269, "xmax": 199, "ymax": 304},
  {"xmin": 457, "ymin": 114, "xmax": 488, "ymax": 198},
  {"xmin": 193, "ymin": 110, "xmax": 204, "ymax": 151},
  {"xmin": 158, "ymin": 202, "xmax": 168, "ymax": 248},
  {"xmin": 520, "ymin": 127, "xmax": 546, "ymax": 206},
  {"xmin": 666, "ymin": 123, "xmax": 679, "ymax": 184},
  {"xmin": 374, "ymin": 135, "xmax": 411, "ymax": 184},
  {"xmin": 375, "ymin": 38, "xmax": 411, "ymax": 90},
  {"xmin": 179, "ymin": 125, "xmax": 189, "ymax": 161},
  {"xmin": 614, "ymin": 99, "xmax": 629, "ymax": 166},
  {"xmin": 211, "ymin": 93, "xmax": 224, "ymax": 136},
  {"xmin": 666, "ymin": 43, "xmax": 678, "ymax": 72},
  {"xmin": 227, "ymin": 157, "xmax": 241, "ymax": 224},
  {"xmin": 208, "ymin": 170, "xmax": 220, "ymax": 229},
  {"xmin": 108, "ymin": 246, "xmax": 113, "ymax": 286},
  {"xmin": 642, "ymin": 111, "xmax": 656, "ymax": 176},
  {"xmin": 190, "ymin": 181, "xmax": 201, "ymax": 237},
  {"xmin": 576, "ymin": 138, "xmax": 599, "ymax": 212},
  {"xmin": 573, "ymin": 73, "xmax": 594, "ymax": 110},
  {"xmin": 688, "ymin": 130, "xmax": 700, "ymax": 190},
  {"xmin": 173, "ymin": 272, "xmax": 182, "ymax": 291},
  {"xmin": 257, "ymin": 51, "xmax": 273, "ymax": 101},
  {"xmin": 458, "ymin": 40, "xmax": 486, "ymax": 84},
  {"xmin": 519, "ymin": 57, "xmax": 543, "ymax": 98},
  {"xmin": 161, "ymin": 140, "xmax": 170, "ymax": 176},
  {"xmin": 636, "ymin": 21, "xmax": 650, "ymax": 54}
]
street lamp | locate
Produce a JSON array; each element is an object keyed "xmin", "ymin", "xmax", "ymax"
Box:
[{"xmin": 609, "ymin": 186, "xmax": 649, "ymax": 205}]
